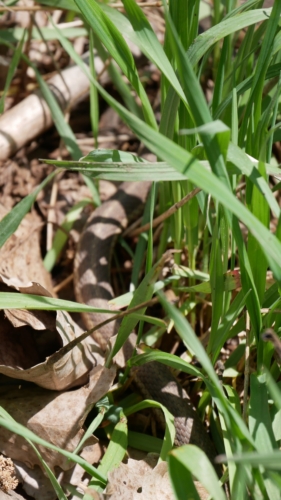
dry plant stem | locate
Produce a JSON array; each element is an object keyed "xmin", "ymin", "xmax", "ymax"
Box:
[
  {"xmin": 0, "ymin": 65, "xmax": 91, "ymax": 161},
  {"xmin": 243, "ymin": 313, "xmax": 250, "ymax": 422},
  {"xmin": 53, "ymin": 273, "xmax": 74, "ymax": 294},
  {"xmin": 126, "ymin": 187, "xmax": 201, "ymax": 238},
  {"xmin": 48, "ymin": 296, "xmax": 159, "ymax": 365},
  {"xmin": 47, "ymin": 171, "xmax": 63, "ymax": 251},
  {"xmin": 0, "ymin": 1, "xmax": 162, "ymax": 11}
]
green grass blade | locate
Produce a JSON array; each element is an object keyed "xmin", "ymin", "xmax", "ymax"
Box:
[
  {"xmin": 0, "ymin": 170, "xmax": 58, "ymax": 248},
  {"xmin": 209, "ymin": 223, "xmax": 224, "ymax": 345},
  {"xmin": 44, "ymin": 199, "xmax": 92, "ymax": 272},
  {"xmin": 98, "ymin": 417, "xmax": 128, "ymax": 477},
  {"xmin": 106, "ymin": 252, "xmax": 171, "ymax": 365},
  {"xmin": 124, "ymin": 400, "xmax": 175, "ymax": 461},
  {"xmin": 168, "ymin": 446, "xmax": 226, "ymax": 499},
  {"xmin": 168, "ymin": 451, "xmax": 201, "ymax": 500},
  {"xmin": 163, "ymin": 2, "xmax": 231, "ymax": 188},
  {"xmin": 74, "ymin": 0, "xmax": 157, "ymax": 128},
  {"xmin": 249, "ymin": 373, "xmax": 276, "ymax": 451},
  {"xmin": 121, "ymin": 0, "xmax": 186, "ymax": 104},
  {"xmin": 0, "ymin": 411, "xmax": 107, "ymax": 484},
  {"xmin": 0, "ymin": 32, "xmax": 25, "ymax": 114},
  {"xmin": 0, "ymin": 293, "xmax": 115, "ymax": 314},
  {"xmin": 37, "ymin": 43, "xmax": 281, "ymax": 281},
  {"xmin": 188, "ymin": 8, "xmax": 274, "ymax": 68}
]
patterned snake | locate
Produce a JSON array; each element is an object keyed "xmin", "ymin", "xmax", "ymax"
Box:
[{"xmin": 74, "ymin": 181, "xmax": 217, "ymax": 463}]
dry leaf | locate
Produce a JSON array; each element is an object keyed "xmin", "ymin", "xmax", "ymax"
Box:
[
  {"xmin": 104, "ymin": 456, "xmax": 175, "ymax": 500},
  {"xmin": 14, "ymin": 461, "xmax": 56, "ymax": 500},
  {"xmin": 0, "ymin": 206, "xmax": 53, "ymax": 294},
  {"xmin": 0, "ymin": 365, "xmax": 116, "ymax": 471},
  {"xmin": 105, "ymin": 456, "xmax": 209, "ymax": 500},
  {"xmin": 0, "ymin": 490, "xmax": 25, "ymax": 500},
  {"xmin": 0, "ymin": 275, "xmax": 105, "ymax": 390}
]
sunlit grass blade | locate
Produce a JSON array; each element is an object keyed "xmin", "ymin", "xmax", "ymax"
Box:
[
  {"xmin": 74, "ymin": 0, "xmax": 157, "ymax": 129},
  {"xmin": 247, "ymin": 161, "xmax": 269, "ymax": 307},
  {"xmin": 40, "ymin": 83, "xmax": 281, "ymax": 284},
  {"xmin": 168, "ymin": 445, "xmax": 226, "ymax": 500},
  {"xmin": 188, "ymin": 7, "xmax": 274, "ymax": 68},
  {"xmin": 0, "ymin": 293, "xmax": 115, "ymax": 314},
  {"xmin": 211, "ymin": 289, "xmax": 250, "ymax": 362},
  {"xmin": 121, "ymin": 0, "xmax": 186, "ymax": 104},
  {"xmin": 238, "ymin": 1, "xmax": 281, "ymax": 148},
  {"xmin": 169, "ymin": 451, "xmax": 201, "ymax": 500},
  {"xmin": 163, "ymin": 2, "xmax": 231, "ymax": 187},
  {"xmin": 87, "ymin": 417, "xmax": 128, "ymax": 492},
  {"xmin": 31, "ymin": 14, "xmax": 281, "ymax": 282},
  {"xmin": 249, "ymin": 373, "xmax": 276, "ymax": 451}
]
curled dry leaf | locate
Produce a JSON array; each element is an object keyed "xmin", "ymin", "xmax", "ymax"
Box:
[
  {"xmin": 0, "ymin": 365, "xmax": 116, "ymax": 471},
  {"xmin": 0, "ymin": 203, "xmax": 105, "ymax": 390},
  {"xmin": 0, "ymin": 274, "xmax": 104, "ymax": 390}
]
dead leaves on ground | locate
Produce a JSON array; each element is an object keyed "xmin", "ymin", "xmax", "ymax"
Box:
[{"xmin": 0, "ymin": 206, "xmax": 115, "ymax": 495}]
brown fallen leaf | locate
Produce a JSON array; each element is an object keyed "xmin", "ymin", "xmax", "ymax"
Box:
[
  {"xmin": 103, "ymin": 455, "xmax": 209, "ymax": 500},
  {"xmin": 0, "ymin": 490, "xmax": 25, "ymax": 500},
  {"xmin": 13, "ymin": 461, "xmax": 56, "ymax": 500},
  {"xmin": 0, "ymin": 365, "xmax": 116, "ymax": 472},
  {"xmin": 103, "ymin": 456, "xmax": 175, "ymax": 500},
  {"xmin": 0, "ymin": 206, "xmax": 53, "ymax": 294},
  {"xmin": 0, "ymin": 275, "xmax": 105, "ymax": 390}
]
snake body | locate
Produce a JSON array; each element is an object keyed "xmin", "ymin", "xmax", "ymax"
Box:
[{"xmin": 74, "ymin": 182, "xmax": 217, "ymax": 463}]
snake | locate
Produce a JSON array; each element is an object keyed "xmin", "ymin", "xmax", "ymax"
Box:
[{"xmin": 74, "ymin": 181, "xmax": 218, "ymax": 464}]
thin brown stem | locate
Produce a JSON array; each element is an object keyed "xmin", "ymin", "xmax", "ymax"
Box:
[
  {"xmin": 125, "ymin": 187, "xmax": 201, "ymax": 238},
  {"xmin": 47, "ymin": 296, "xmax": 159, "ymax": 365}
]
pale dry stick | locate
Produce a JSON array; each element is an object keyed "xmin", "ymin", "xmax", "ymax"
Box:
[
  {"xmin": 47, "ymin": 296, "xmax": 159, "ymax": 365},
  {"xmin": 125, "ymin": 186, "xmax": 201, "ymax": 238},
  {"xmin": 0, "ymin": 1, "xmax": 162, "ymax": 11},
  {"xmin": 242, "ymin": 312, "xmax": 250, "ymax": 422},
  {"xmin": 0, "ymin": 65, "xmax": 91, "ymax": 161},
  {"xmin": 53, "ymin": 273, "xmax": 74, "ymax": 294},
  {"xmin": 77, "ymin": 133, "xmax": 133, "ymax": 146},
  {"xmin": 46, "ymin": 171, "xmax": 64, "ymax": 251},
  {"xmin": 47, "ymin": 107, "xmax": 70, "ymax": 250},
  {"xmin": 261, "ymin": 308, "xmax": 281, "ymax": 314},
  {"xmin": 108, "ymin": 1, "xmax": 162, "ymax": 7},
  {"xmin": 0, "ymin": 4, "xmax": 54, "ymax": 11}
]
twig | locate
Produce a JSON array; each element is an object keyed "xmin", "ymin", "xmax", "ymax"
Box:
[
  {"xmin": 0, "ymin": 1, "xmax": 162, "ymax": 11},
  {"xmin": 242, "ymin": 313, "xmax": 250, "ymax": 422},
  {"xmin": 53, "ymin": 274, "xmax": 74, "ymax": 294},
  {"xmin": 125, "ymin": 187, "xmax": 201, "ymax": 238},
  {"xmin": 47, "ymin": 296, "xmax": 159, "ymax": 365}
]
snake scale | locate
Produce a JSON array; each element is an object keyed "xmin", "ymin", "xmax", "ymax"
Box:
[{"xmin": 74, "ymin": 181, "xmax": 217, "ymax": 464}]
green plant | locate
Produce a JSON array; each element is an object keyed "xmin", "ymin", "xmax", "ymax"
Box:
[{"xmin": 1, "ymin": 0, "xmax": 281, "ymax": 498}]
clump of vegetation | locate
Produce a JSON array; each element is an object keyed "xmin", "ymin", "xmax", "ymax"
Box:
[{"xmin": 1, "ymin": 1, "xmax": 281, "ymax": 499}]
